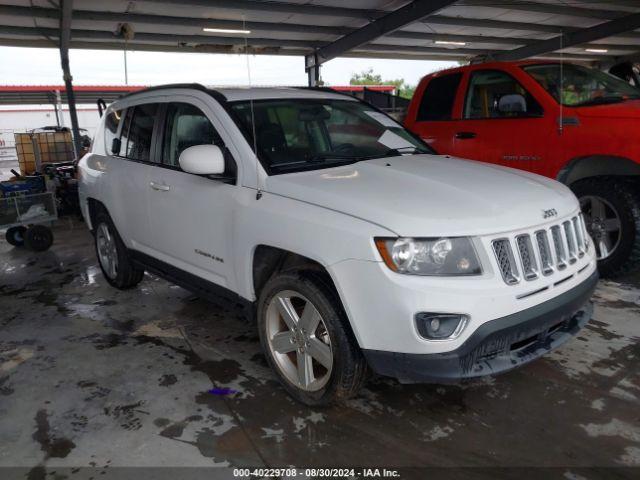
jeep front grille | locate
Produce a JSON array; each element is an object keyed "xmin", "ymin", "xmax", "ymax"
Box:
[{"xmin": 492, "ymin": 215, "xmax": 588, "ymax": 285}]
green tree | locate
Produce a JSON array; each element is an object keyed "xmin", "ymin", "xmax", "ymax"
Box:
[{"xmin": 349, "ymin": 68, "xmax": 415, "ymax": 99}]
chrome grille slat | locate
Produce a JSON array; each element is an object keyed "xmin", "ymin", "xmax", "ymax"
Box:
[
  {"xmin": 551, "ymin": 225, "xmax": 567, "ymax": 270},
  {"xmin": 564, "ymin": 220, "xmax": 578, "ymax": 264},
  {"xmin": 573, "ymin": 216, "xmax": 585, "ymax": 257},
  {"xmin": 492, "ymin": 238, "xmax": 520, "ymax": 285},
  {"xmin": 516, "ymin": 234, "xmax": 538, "ymax": 281},
  {"xmin": 535, "ymin": 230, "xmax": 554, "ymax": 276}
]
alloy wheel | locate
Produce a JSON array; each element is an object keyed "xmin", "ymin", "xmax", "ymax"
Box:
[
  {"xmin": 96, "ymin": 223, "xmax": 118, "ymax": 279},
  {"xmin": 265, "ymin": 290, "xmax": 333, "ymax": 391},
  {"xmin": 580, "ymin": 195, "xmax": 622, "ymax": 260}
]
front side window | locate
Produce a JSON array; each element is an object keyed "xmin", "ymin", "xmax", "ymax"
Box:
[
  {"xmin": 464, "ymin": 70, "xmax": 543, "ymax": 119},
  {"xmin": 417, "ymin": 72, "xmax": 463, "ymax": 121},
  {"xmin": 123, "ymin": 103, "xmax": 158, "ymax": 161},
  {"xmin": 523, "ymin": 63, "xmax": 640, "ymax": 107},
  {"xmin": 162, "ymin": 103, "xmax": 218, "ymax": 168},
  {"xmin": 229, "ymin": 99, "xmax": 431, "ymax": 174}
]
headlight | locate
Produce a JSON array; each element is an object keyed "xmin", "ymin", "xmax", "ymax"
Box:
[{"xmin": 374, "ymin": 237, "xmax": 482, "ymax": 276}]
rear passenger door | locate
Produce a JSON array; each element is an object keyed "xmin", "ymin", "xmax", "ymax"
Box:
[
  {"xmin": 145, "ymin": 100, "xmax": 238, "ymax": 290},
  {"xmin": 106, "ymin": 103, "xmax": 158, "ymax": 250},
  {"xmin": 406, "ymin": 72, "xmax": 462, "ymax": 154}
]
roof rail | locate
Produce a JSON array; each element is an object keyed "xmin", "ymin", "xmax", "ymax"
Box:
[{"xmin": 116, "ymin": 83, "xmax": 228, "ymax": 102}]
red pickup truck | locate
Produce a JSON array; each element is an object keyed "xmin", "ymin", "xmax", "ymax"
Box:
[{"xmin": 404, "ymin": 61, "xmax": 640, "ymax": 277}]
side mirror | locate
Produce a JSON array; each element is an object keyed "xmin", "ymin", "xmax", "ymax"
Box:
[
  {"xmin": 111, "ymin": 138, "xmax": 121, "ymax": 155},
  {"xmin": 498, "ymin": 94, "xmax": 527, "ymax": 114},
  {"xmin": 178, "ymin": 144, "xmax": 225, "ymax": 175}
]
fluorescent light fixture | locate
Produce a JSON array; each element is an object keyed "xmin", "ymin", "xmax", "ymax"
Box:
[
  {"xmin": 435, "ymin": 40, "xmax": 467, "ymax": 46},
  {"xmin": 585, "ymin": 48, "xmax": 608, "ymax": 53},
  {"xmin": 203, "ymin": 27, "xmax": 251, "ymax": 35}
]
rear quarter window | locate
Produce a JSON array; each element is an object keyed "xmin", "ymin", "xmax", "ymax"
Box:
[
  {"xmin": 103, "ymin": 109, "xmax": 123, "ymax": 155},
  {"xmin": 416, "ymin": 72, "xmax": 463, "ymax": 121}
]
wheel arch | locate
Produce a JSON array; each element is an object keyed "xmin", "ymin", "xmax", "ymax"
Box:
[
  {"xmin": 252, "ymin": 244, "xmax": 331, "ymax": 300},
  {"xmin": 251, "ymin": 244, "xmax": 363, "ymax": 348},
  {"xmin": 557, "ymin": 155, "xmax": 640, "ymax": 186},
  {"xmin": 86, "ymin": 197, "xmax": 107, "ymax": 232}
]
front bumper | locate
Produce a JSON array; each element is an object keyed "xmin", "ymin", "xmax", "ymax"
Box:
[{"xmin": 363, "ymin": 270, "xmax": 598, "ymax": 383}]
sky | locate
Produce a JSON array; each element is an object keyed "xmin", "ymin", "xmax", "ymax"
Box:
[{"xmin": 0, "ymin": 46, "xmax": 457, "ymax": 88}]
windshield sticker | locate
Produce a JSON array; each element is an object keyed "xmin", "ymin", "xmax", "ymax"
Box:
[
  {"xmin": 364, "ymin": 110, "xmax": 401, "ymax": 128},
  {"xmin": 377, "ymin": 130, "xmax": 415, "ymax": 150}
]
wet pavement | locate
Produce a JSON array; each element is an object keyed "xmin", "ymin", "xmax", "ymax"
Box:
[{"xmin": 0, "ymin": 220, "xmax": 639, "ymax": 477}]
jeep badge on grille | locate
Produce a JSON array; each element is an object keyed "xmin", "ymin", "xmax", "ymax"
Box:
[{"xmin": 543, "ymin": 208, "xmax": 558, "ymax": 219}]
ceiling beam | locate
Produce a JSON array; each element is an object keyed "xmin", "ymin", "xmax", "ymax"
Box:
[
  {"xmin": 138, "ymin": 0, "xmax": 384, "ymax": 20},
  {"xmin": 0, "ymin": 38, "xmax": 472, "ymax": 62},
  {"xmin": 0, "ymin": 35, "xmax": 606, "ymax": 64},
  {"xmin": 309, "ymin": 0, "xmax": 458, "ymax": 68},
  {"xmin": 425, "ymin": 14, "xmax": 640, "ymax": 40},
  {"xmin": 495, "ymin": 12, "xmax": 640, "ymax": 61},
  {"xmin": 458, "ymin": 0, "xmax": 627, "ymax": 21}
]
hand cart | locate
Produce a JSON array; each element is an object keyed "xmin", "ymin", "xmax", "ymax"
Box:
[{"xmin": 1, "ymin": 191, "xmax": 57, "ymax": 251}]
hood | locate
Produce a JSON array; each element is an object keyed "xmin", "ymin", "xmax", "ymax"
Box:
[
  {"xmin": 265, "ymin": 155, "xmax": 578, "ymax": 237},
  {"xmin": 575, "ymin": 99, "xmax": 640, "ymax": 119}
]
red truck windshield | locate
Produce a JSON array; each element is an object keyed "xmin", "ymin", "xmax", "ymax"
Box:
[{"xmin": 523, "ymin": 63, "xmax": 640, "ymax": 107}]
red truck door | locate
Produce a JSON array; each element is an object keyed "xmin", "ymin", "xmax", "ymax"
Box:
[
  {"xmin": 451, "ymin": 69, "xmax": 554, "ymax": 174},
  {"xmin": 405, "ymin": 71, "xmax": 463, "ymax": 154}
]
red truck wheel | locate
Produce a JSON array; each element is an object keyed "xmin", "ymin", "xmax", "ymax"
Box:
[{"xmin": 573, "ymin": 178, "xmax": 640, "ymax": 277}]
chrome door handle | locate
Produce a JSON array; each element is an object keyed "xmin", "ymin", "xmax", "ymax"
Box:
[{"xmin": 149, "ymin": 181, "xmax": 170, "ymax": 191}]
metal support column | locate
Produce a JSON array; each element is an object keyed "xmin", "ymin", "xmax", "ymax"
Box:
[
  {"xmin": 306, "ymin": 51, "xmax": 320, "ymax": 87},
  {"xmin": 59, "ymin": 0, "xmax": 82, "ymax": 160}
]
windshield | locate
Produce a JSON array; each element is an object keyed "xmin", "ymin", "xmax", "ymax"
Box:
[
  {"xmin": 229, "ymin": 98, "xmax": 431, "ymax": 174},
  {"xmin": 523, "ymin": 63, "xmax": 640, "ymax": 107}
]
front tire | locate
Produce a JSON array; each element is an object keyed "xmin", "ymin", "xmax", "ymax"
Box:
[
  {"xmin": 573, "ymin": 178, "xmax": 640, "ymax": 277},
  {"xmin": 257, "ymin": 271, "xmax": 367, "ymax": 406},
  {"xmin": 94, "ymin": 210, "xmax": 144, "ymax": 289}
]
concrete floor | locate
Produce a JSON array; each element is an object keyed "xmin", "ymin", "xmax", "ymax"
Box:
[{"xmin": 1, "ymin": 220, "xmax": 639, "ymax": 477}]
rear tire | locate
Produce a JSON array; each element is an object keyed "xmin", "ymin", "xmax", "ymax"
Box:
[
  {"xmin": 257, "ymin": 270, "xmax": 368, "ymax": 406},
  {"xmin": 94, "ymin": 210, "xmax": 144, "ymax": 289},
  {"xmin": 572, "ymin": 178, "xmax": 640, "ymax": 277},
  {"xmin": 5, "ymin": 226, "xmax": 27, "ymax": 247},
  {"xmin": 24, "ymin": 225, "xmax": 53, "ymax": 251}
]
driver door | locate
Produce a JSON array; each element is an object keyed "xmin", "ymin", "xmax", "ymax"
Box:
[{"xmin": 452, "ymin": 69, "xmax": 554, "ymax": 174}]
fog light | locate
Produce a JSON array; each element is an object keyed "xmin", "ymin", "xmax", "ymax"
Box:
[{"xmin": 415, "ymin": 313, "xmax": 469, "ymax": 340}]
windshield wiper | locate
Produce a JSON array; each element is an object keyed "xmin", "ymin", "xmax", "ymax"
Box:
[
  {"xmin": 307, "ymin": 153, "xmax": 365, "ymax": 163},
  {"xmin": 575, "ymin": 95, "xmax": 629, "ymax": 107},
  {"xmin": 370, "ymin": 146, "xmax": 431, "ymax": 159}
]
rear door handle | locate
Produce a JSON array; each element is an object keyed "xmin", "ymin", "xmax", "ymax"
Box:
[
  {"xmin": 455, "ymin": 131, "xmax": 477, "ymax": 139},
  {"xmin": 149, "ymin": 181, "xmax": 170, "ymax": 191}
]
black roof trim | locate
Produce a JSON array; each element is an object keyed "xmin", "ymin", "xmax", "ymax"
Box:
[{"xmin": 116, "ymin": 83, "xmax": 228, "ymax": 103}]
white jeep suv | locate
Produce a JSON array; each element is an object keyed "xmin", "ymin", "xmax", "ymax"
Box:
[{"xmin": 78, "ymin": 84, "xmax": 598, "ymax": 405}]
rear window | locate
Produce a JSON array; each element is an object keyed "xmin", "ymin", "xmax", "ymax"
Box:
[
  {"xmin": 416, "ymin": 72, "xmax": 462, "ymax": 121},
  {"xmin": 103, "ymin": 109, "xmax": 122, "ymax": 154},
  {"xmin": 121, "ymin": 103, "xmax": 158, "ymax": 161}
]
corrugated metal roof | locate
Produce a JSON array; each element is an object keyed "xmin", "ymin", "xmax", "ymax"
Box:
[{"xmin": 0, "ymin": 1, "xmax": 638, "ymax": 65}]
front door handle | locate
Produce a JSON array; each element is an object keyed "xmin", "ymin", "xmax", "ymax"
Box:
[
  {"xmin": 149, "ymin": 181, "xmax": 170, "ymax": 192},
  {"xmin": 455, "ymin": 131, "xmax": 477, "ymax": 140}
]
